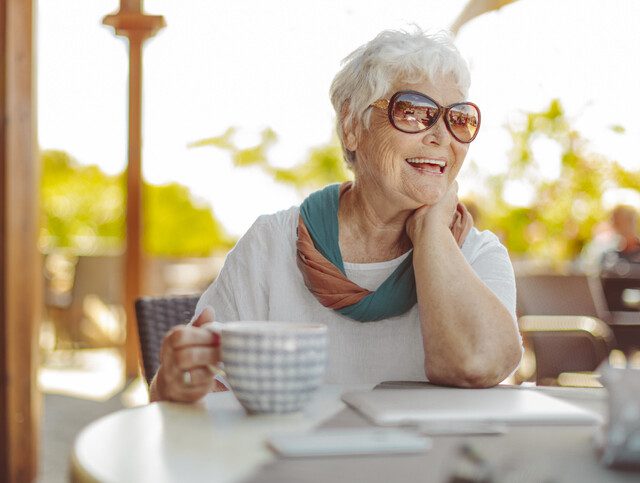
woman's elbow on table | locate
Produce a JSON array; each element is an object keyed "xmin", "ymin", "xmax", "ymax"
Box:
[{"xmin": 425, "ymin": 346, "xmax": 523, "ymax": 389}]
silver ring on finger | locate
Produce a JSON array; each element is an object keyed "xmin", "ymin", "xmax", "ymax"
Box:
[{"xmin": 182, "ymin": 369, "xmax": 192, "ymax": 386}]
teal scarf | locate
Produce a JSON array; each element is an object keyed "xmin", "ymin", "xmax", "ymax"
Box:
[{"xmin": 298, "ymin": 183, "xmax": 417, "ymax": 322}]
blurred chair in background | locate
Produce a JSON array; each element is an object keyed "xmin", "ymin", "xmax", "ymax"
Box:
[
  {"xmin": 515, "ymin": 273, "xmax": 609, "ymax": 321},
  {"xmin": 518, "ymin": 315, "xmax": 615, "ymax": 386},
  {"xmin": 582, "ymin": 204, "xmax": 640, "ymax": 348},
  {"xmin": 599, "ymin": 274, "xmax": 640, "ymax": 354},
  {"xmin": 135, "ymin": 295, "xmax": 200, "ymax": 386},
  {"xmin": 598, "ymin": 204, "xmax": 640, "ymax": 322},
  {"xmin": 600, "ymin": 277, "xmax": 640, "ymax": 313}
]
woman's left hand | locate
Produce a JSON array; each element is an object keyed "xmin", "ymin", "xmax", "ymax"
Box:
[{"xmin": 406, "ymin": 181, "xmax": 459, "ymax": 242}]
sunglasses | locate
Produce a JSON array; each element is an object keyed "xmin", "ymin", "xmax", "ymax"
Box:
[{"xmin": 371, "ymin": 90, "xmax": 481, "ymax": 143}]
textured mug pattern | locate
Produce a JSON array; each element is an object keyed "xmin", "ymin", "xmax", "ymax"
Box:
[{"xmin": 222, "ymin": 328, "xmax": 328, "ymax": 414}]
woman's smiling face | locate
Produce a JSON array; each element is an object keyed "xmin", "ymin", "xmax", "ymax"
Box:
[{"xmin": 348, "ymin": 75, "xmax": 470, "ymax": 210}]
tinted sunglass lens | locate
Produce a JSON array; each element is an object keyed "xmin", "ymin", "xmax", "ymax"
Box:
[
  {"xmin": 447, "ymin": 104, "xmax": 480, "ymax": 142},
  {"xmin": 391, "ymin": 93, "xmax": 439, "ymax": 133}
]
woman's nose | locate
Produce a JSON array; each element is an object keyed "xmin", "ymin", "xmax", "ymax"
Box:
[{"xmin": 422, "ymin": 117, "xmax": 451, "ymax": 146}]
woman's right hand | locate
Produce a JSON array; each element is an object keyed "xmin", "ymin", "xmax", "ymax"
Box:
[
  {"xmin": 406, "ymin": 181, "xmax": 460, "ymax": 243},
  {"xmin": 150, "ymin": 306, "xmax": 227, "ymax": 403}
]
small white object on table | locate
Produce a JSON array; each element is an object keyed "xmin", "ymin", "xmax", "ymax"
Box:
[{"xmin": 71, "ymin": 384, "xmax": 373, "ymax": 483}]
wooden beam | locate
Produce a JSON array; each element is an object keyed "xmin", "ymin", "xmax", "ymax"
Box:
[
  {"xmin": 0, "ymin": 0, "xmax": 6, "ymax": 474},
  {"xmin": 103, "ymin": 6, "xmax": 164, "ymax": 377},
  {"xmin": 1, "ymin": 0, "xmax": 41, "ymax": 481},
  {"xmin": 124, "ymin": 33, "xmax": 144, "ymax": 378}
]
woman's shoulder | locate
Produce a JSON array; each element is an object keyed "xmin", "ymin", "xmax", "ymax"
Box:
[
  {"xmin": 233, "ymin": 206, "xmax": 300, "ymax": 256},
  {"xmin": 464, "ymin": 226, "xmax": 502, "ymax": 246},
  {"xmin": 251, "ymin": 205, "xmax": 300, "ymax": 237},
  {"xmin": 461, "ymin": 227, "xmax": 508, "ymax": 262}
]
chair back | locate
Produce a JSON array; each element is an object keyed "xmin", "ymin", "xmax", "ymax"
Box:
[
  {"xmin": 135, "ymin": 295, "xmax": 200, "ymax": 386},
  {"xmin": 519, "ymin": 315, "xmax": 615, "ymax": 385},
  {"xmin": 600, "ymin": 276, "xmax": 640, "ymax": 312},
  {"xmin": 515, "ymin": 273, "xmax": 608, "ymax": 320}
]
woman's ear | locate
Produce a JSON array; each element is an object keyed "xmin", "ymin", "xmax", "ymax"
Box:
[
  {"xmin": 344, "ymin": 131, "xmax": 358, "ymax": 151},
  {"xmin": 340, "ymin": 101, "xmax": 359, "ymax": 152}
]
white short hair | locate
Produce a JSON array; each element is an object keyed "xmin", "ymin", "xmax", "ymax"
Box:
[{"xmin": 329, "ymin": 28, "xmax": 471, "ymax": 164}]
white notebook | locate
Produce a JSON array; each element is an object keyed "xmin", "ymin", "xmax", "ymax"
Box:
[{"xmin": 342, "ymin": 387, "xmax": 603, "ymax": 426}]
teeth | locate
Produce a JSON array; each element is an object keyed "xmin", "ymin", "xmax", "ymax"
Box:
[{"xmin": 406, "ymin": 158, "xmax": 446, "ymax": 167}]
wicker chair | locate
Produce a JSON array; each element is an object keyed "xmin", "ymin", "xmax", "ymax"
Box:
[
  {"xmin": 519, "ymin": 315, "xmax": 615, "ymax": 386},
  {"xmin": 135, "ymin": 295, "xmax": 200, "ymax": 386}
]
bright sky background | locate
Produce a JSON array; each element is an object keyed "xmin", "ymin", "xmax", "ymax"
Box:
[{"xmin": 38, "ymin": 0, "xmax": 640, "ymax": 237}]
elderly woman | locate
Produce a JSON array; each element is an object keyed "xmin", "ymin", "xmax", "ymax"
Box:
[{"xmin": 151, "ymin": 29, "xmax": 523, "ymax": 403}]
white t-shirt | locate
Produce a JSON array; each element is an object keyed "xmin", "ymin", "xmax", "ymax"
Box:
[{"xmin": 196, "ymin": 206, "xmax": 518, "ymax": 384}]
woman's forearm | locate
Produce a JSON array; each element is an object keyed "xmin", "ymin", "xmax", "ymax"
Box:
[{"xmin": 413, "ymin": 224, "xmax": 522, "ymax": 387}]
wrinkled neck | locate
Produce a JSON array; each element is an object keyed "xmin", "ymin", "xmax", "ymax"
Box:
[{"xmin": 338, "ymin": 181, "xmax": 412, "ymax": 260}]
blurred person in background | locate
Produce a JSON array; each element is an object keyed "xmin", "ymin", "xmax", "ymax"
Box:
[
  {"xmin": 150, "ymin": 28, "xmax": 523, "ymax": 403},
  {"xmin": 601, "ymin": 205, "xmax": 640, "ymax": 272},
  {"xmin": 580, "ymin": 205, "xmax": 640, "ymax": 273}
]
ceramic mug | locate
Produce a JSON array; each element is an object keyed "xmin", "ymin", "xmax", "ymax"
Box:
[{"xmin": 204, "ymin": 321, "xmax": 328, "ymax": 414}]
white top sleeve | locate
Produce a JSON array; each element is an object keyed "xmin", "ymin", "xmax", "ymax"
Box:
[
  {"xmin": 461, "ymin": 228, "xmax": 518, "ymax": 320},
  {"xmin": 195, "ymin": 216, "xmax": 272, "ymax": 322}
]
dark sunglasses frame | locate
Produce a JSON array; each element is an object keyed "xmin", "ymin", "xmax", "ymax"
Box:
[{"xmin": 371, "ymin": 90, "xmax": 481, "ymax": 143}]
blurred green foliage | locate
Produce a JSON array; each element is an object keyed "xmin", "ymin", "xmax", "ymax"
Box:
[
  {"xmin": 189, "ymin": 128, "xmax": 352, "ymax": 194},
  {"xmin": 471, "ymin": 99, "xmax": 640, "ymax": 262},
  {"xmin": 40, "ymin": 150, "xmax": 234, "ymax": 256},
  {"xmin": 143, "ymin": 180, "xmax": 234, "ymax": 256},
  {"xmin": 42, "ymin": 98, "xmax": 637, "ymax": 262},
  {"xmin": 193, "ymin": 100, "xmax": 639, "ymax": 263}
]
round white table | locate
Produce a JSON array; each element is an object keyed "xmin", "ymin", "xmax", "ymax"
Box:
[
  {"xmin": 71, "ymin": 385, "xmax": 372, "ymax": 483},
  {"xmin": 71, "ymin": 384, "xmax": 632, "ymax": 483}
]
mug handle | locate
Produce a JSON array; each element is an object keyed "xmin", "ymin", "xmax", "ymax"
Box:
[{"xmin": 201, "ymin": 321, "xmax": 226, "ymax": 379}]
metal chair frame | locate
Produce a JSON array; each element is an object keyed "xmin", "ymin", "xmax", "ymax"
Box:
[{"xmin": 518, "ymin": 315, "xmax": 615, "ymax": 386}]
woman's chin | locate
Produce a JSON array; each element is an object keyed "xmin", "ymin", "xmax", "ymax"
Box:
[
  {"xmin": 399, "ymin": 176, "xmax": 449, "ymax": 205},
  {"xmin": 407, "ymin": 188, "xmax": 447, "ymax": 208}
]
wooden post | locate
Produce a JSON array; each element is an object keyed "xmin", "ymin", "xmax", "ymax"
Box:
[
  {"xmin": 103, "ymin": 3, "xmax": 164, "ymax": 377},
  {"xmin": 1, "ymin": 0, "xmax": 41, "ymax": 481}
]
